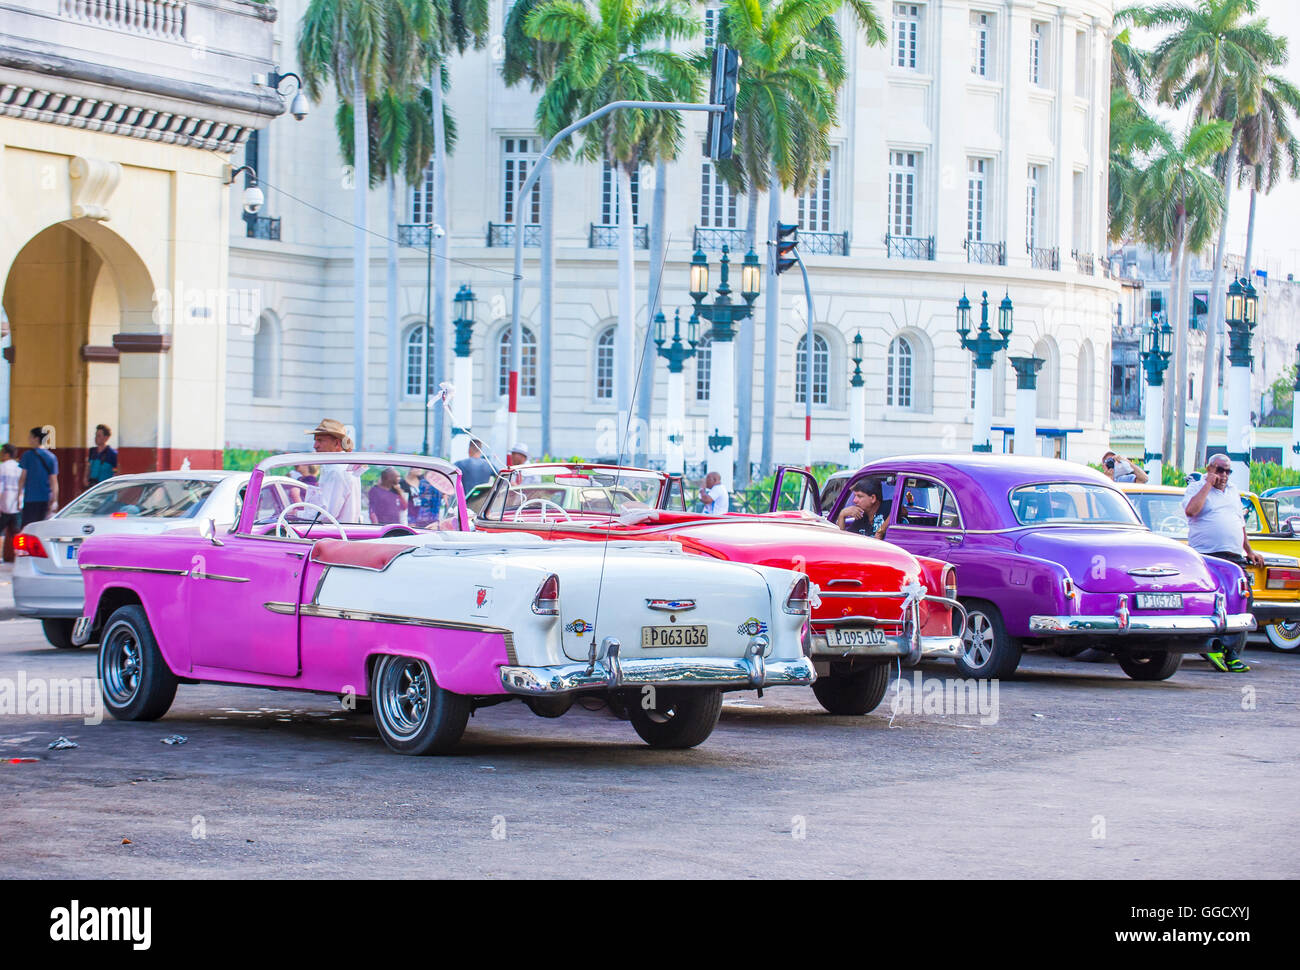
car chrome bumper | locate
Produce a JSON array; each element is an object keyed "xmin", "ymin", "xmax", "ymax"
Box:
[
  {"xmin": 499, "ymin": 636, "xmax": 815, "ymax": 695},
  {"xmin": 1248, "ymin": 602, "xmax": 1300, "ymax": 622},
  {"xmin": 1029, "ymin": 613, "xmax": 1256, "ymax": 635},
  {"xmin": 810, "ymin": 634, "xmax": 962, "ymax": 661},
  {"xmin": 71, "ymin": 616, "xmax": 95, "ymax": 647}
]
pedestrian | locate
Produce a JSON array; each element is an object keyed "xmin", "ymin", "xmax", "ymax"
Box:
[
  {"xmin": 455, "ymin": 439, "xmax": 496, "ymax": 492},
  {"xmin": 402, "ymin": 467, "xmax": 441, "ymax": 527},
  {"xmin": 0, "ymin": 444, "xmax": 21, "ymax": 562},
  {"xmin": 836, "ymin": 479, "xmax": 887, "ymax": 538},
  {"xmin": 87, "ymin": 423, "xmax": 117, "ymax": 488},
  {"xmin": 17, "ymin": 427, "xmax": 58, "ymax": 527},
  {"xmin": 507, "ymin": 442, "xmax": 530, "ymax": 468},
  {"xmin": 368, "ymin": 467, "xmax": 408, "ymax": 526},
  {"xmin": 699, "ymin": 471, "xmax": 729, "ymax": 515},
  {"xmin": 1101, "ymin": 450, "xmax": 1148, "ymax": 484},
  {"xmin": 1183, "ymin": 453, "xmax": 1263, "ymax": 672},
  {"xmin": 306, "ymin": 419, "xmax": 359, "ymax": 523}
]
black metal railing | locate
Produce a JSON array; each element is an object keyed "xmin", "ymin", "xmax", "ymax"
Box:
[
  {"xmin": 244, "ymin": 215, "xmax": 281, "ymax": 240},
  {"xmin": 798, "ymin": 229, "xmax": 850, "ymax": 256},
  {"xmin": 1071, "ymin": 249, "xmax": 1095, "ymax": 275},
  {"xmin": 1028, "ymin": 245, "xmax": 1059, "ymax": 271},
  {"xmin": 398, "ymin": 224, "xmax": 434, "ymax": 248},
  {"xmin": 964, "ymin": 239, "xmax": 1006, "ymax": 265},
  {"xmin": 487, "ymin": 222, "xmax": 541, "ymax": 247},
  {"xmin": 589, "ymin": 223, "xmax": 649, "ymax": 249},
  {"xmin": 693, "ymin": 226, "xmax": 750, "ymax": 252},
  {"xmin": 884, "ymin": 233, "xmax": 935, "ymax": 260}
]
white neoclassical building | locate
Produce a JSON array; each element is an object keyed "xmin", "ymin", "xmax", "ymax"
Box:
[{"xmin": 225, "ymin": 0, "xmax": 1120, "ymax": 470}]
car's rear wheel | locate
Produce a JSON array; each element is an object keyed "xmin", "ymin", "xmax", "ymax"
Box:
[
  {"xmin": 41, "ymin": 618, "xmax": 78, "ymax": 650},
  {"xmin": 98, "ymin": 605, "xmax": 177, "ymax": 721},
  {"xmin": 371, "ymin": 655, "xmax": 470, "ymax": 755},
  {"xmin": 1117, "ymin": 650, "xmax": 1182, "ymax": 681},
  {"xmin": 812, "ymin": 662, "xmax": 891, "ymax": 715},
  {"xmin": 626, "ymin": 687, "xmax": 722, "ymax": 748},
  {"xmin": 956, "ymin": 600, "xmax": 1021, "ymax": 679},
  {"xmin": 1266, "ymin": 619, "xmax": 1300, "ymax": 652}
]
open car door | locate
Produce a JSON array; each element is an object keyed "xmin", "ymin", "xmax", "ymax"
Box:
[{"xmin": 768, "ymin": 466, "xmax": 823, "ymax": 515}]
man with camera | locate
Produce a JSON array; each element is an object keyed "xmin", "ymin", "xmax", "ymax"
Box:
[{"xmin": 1101, "ymin": 450, "xmax": 1148, "ymax": 484}]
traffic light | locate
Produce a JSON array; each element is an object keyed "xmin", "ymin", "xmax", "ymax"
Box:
[
  {"xmin": 775, "ymin": 223, "xmax": 799, "ymax": 275},
  {"xmin": 707, "ymin": 45, "xmax": 738, "ymax": 161}
]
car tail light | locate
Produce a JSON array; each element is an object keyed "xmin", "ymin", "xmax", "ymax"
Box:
[
  {"xmin": 1265, "ymin": 567, "xmax": 1300, "ymax": 590},
  {"xmin": 14, "ymin": 534, "xmax": 47, "ymax": 558},
  {"xmin": 784, "ymin": 576, "xmax": 812, "ymax": 615},
  {"xmin": 1062, "ymin": 576, "xmax": 1077, "ymax": 600},
  {"xmin": 532, "ymin": 574, "xmax": 560, "ymax": 615},
  {"xmin": 943, "ymin": 566, "xmax": 958, "ymax": 602}
]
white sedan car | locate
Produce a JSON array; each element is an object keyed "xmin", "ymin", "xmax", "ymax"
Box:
[{"xmin": 14, "ymin": 470, "xmax": 298, "ymax": 648}]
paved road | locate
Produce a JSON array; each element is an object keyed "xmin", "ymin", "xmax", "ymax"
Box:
[{"xmin": 1, "ymin": 565, "xmax": 1296, "ymax": 879}]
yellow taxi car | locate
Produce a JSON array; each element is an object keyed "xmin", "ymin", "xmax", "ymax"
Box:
[{"xmin": 1119, "ymin": 483, "xmax": 1300, "ymax": 651}]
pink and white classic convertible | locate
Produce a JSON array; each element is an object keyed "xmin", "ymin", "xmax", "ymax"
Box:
[{"xmin": 72, "ymin": 453, "xmax": 815, "ymax": 754}]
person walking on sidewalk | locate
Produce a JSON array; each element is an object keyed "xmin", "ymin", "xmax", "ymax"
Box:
[
  {"xmin": 0, "ymin": 444, "xmax": 21, "ymax": 561},
  {"xmin": 87, "ymin": 424, "xmax": 117, "ymax": 488},
  {"xmin": 1183, "ymin": 453, "xmax": 1263, "ymax": 672},
  {"xmin": 17, "ymin": 427, "xmax": 58, "ymax": 527}
]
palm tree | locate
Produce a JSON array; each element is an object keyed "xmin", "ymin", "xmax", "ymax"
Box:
[
  {"xmin": 524, "ymin": 0, "xmax": 699, "ymax": 445},
  {"xmin": 1232, "ymin": 71, "xmax": 1300, "ymax": 282},
  {"xmin": 1136, "ymin": 0, "xmax": 1285, "ymax": 464},
  {"xmin": 1132, "ymin": 119, "xmax": 1233, "ymax": 469},
  {"xmin": 1108, "ymin": 87, "xmax": 1166, "ymax": 242},
  {"xmin": 709, "ymin": 0, "xmax": 884, "ymax": 478}
]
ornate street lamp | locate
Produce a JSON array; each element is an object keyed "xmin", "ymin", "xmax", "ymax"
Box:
[
  {"xmin": 957, "ymin": 290, "xmax": 1014, "ymax": 452},
  {"xmin": 1225, "ymin": 277, "xmax": 1259, "ymax": 488},
  {"xmin": 848, "ymin": 331, "xmax": 865, "ymax": 459},
  {"xmin": 654, "ymin": 309, "xmax": 699, "ymax": 473},
  {"xmin": 443, "ymin": 284, "xmax": 478, "ymax": 460}
]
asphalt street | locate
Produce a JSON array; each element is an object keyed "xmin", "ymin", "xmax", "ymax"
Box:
[{"xmin": 1, "ymin": 564, "xmax": 1297, "ymax": 879}]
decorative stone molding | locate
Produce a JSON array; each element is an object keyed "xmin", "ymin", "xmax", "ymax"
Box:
[
  {"xmin": 70, "ymin": 156, "xmax": 123, "ymax": 221},
  {"xmin": 81, "ymin": 345, "xmax": 121, "ymax": 363},
  {"xmin": 112, "ymin": 332, "xmax": 172, "ymax": 354}
]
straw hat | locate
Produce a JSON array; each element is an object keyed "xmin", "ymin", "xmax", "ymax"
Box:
[{"xmin": 306, "ymin": 418, "xmax": 354, "ymax": 452}]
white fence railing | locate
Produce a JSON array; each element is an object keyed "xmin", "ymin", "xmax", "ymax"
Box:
[{"xmin": 61, "ymin": 0, "xmax": 187, "ymax": 40}]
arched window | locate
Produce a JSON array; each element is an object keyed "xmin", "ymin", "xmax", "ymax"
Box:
[
  {"xmin": 1076, "ymin": 340, "xmax": 1095, "ymax": 422},
  {"xmin": 694, "ymin": 335, "xmax": 712, "ymax": 402},
  {"xmin": 595, "ymin": 326, "xmax": 616, "ymax": 400},
  {"xmin": 795, "ymin": 333, "xmax": 830, "ymax": 405},
  {"xmin": 498, "ymin": 326, "xmax": 538, "ymax": 398},
  {"xmin": 404, "ymin": 324, "xmax": 433, "ymax": 398},
  {"xmin": 1034, "ymin": 336, "xmax": 1059, "ymax": 420},
  {"xmin": 252, "ymin": 312, "xmax": 279, "ymax": 399},
  {"xmin": 887, "ymin": 335, "xmax": 913, "ymax": 408}
]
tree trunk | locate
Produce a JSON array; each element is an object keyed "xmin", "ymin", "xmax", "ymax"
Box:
[
  {"xmin": 431, "ymin": 72, "xmax": 449, "ymax": 456},
  {"xmin": 735, "ymin": 183, "xmax": 760, "ymax": 486},
  {"xmin": 386, "ymin": 174, "xmax": 399, "ymax": 451},
  {"xmin": 1243, "ymin": 183, "xmax": 1258, "ymax": 277},
  {"xmin": 352, "ymin": 66, "xmax": 370, "ymax": 449},
  {"xmin": 1195, "ymin": 134, "xmax": 1238, "ymax": 466},
  {"xmin": 636, "ymin": 158, "xmax": 666, "ymax": 465},
  {"xmin": 539, "ymin": 164, "xmax": 555, "ymax": 459},
  {"xmin": 616, "ymin": 162, "xmax": 637, "ymax": 455},
  {"xmin": 759, "ymin": 168, "xmax": 781, "ymax": 476},
  {"xmin": 1162, "ymin": 238, "xmax": 1181, "ymax": 463},
  {"xmin": 1175, "ymin": 237, "xmax": 1192, "ymax": 471}
]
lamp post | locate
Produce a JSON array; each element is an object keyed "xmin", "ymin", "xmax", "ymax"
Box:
[
  {"xmin": 1288, "ymin": 342, "xmax": 1300, "ymax": 472},
  {"xmin": 957, "ymin": 290, "xmax": 1013, "ymax": 452},
  {"xmin": 848, "ymin": 331, "xmax": 865, "ymax": 465},
  {"xmin": 688, "ymin": 245, "xmax": 761, "ymax": 490},
  {"xmin": 446, "ymin": 284, "xmax": 477, "ymax": 461},
  {"xmin": 654, "ymin": 309, "xmax": 699, "ymax": 475},
  {"xmin": 1009, "ymin": 356, "xmax": 1045, "ymax": 456},
  {"xmin": 1139, "ymin": 316, "xmax": 1174, "ymax": 483},
  {"xmin": 1225, "ymin": 277, "xmax": 1258, "ymax": 490}
]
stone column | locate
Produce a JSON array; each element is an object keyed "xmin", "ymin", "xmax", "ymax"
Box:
[{"xmin": 1010, "ymin": 356, "xmax": 1045, "ymax": 456}]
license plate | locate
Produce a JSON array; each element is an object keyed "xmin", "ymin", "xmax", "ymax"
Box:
[
  {"xmin": 640, "ymin": 624, "xmax": 708, "ymax": 648},
  {"xmin": 1135, "ymin": 593, "xmax": 1182, "ymax": 609},
  {"xmin": 65, "ymin": 543, "xmax": 78, "ymax": 561},
  {"xmin": 826, "ymin": 627, "xmax": 888, "ymax": 648}
]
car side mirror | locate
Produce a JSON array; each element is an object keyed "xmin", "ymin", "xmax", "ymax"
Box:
[{"xmin": 200, "ymin": 517, "xmax": 224, "ymax": 547}]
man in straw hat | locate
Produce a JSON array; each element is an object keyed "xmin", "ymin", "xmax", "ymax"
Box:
[{"xmin": 307, "ymin": 419, "xmax": 359, "ymax": 523}]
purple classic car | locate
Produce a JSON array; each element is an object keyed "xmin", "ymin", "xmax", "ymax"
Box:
[{"xmin": 810, "ymin": 455, "xmax": 1254, "ymax": 681}]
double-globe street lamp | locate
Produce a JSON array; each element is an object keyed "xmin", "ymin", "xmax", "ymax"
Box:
[
  {"xmin": 957, "ymin": 290, "xmax": 1014, "ymax": 453},
  {"xmin": 687, "ymin": 245, "xmax": 761, "ymax": 490},
  {"xmin": 848, "ymin": 332, "xmax": 865, "ymax": 463},
  {"xmin": 1139, "ymin": 315, "xmax": 1174, "ymax": 482},
  {"xmin": 441, "ymin": 284, "xmax": 477, "ymax": 460},
  {"xmin": 1225, "ymin": 277, "xmax": 1259, "ymax": 489},
  {"xmin": 654, "ymin": 309, "xmax": 700, "ymax": 475}
]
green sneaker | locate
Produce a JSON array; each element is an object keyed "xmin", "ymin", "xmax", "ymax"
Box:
[
  {"xmin": 1205, "ymin": 652, "xmax": 1230, "ymax": 672},
  {"xmin": 1225, "ymin": 658, "xmax": 1251, "ymax": 672}
]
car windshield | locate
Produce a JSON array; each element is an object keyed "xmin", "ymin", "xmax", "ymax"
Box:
[
  {"xmin": 1270, "ymin": 489, "xmax": 1300, "ymax": 521},
  {"xmin": 485, "ymin": 468, "xmax": 664, "ymax": 520},
  {"xmin": 1128, "ymin": 492, "xmax": 1188, "ymax": 538},
  {"xmin": 253, "ymin": 459, "xmax": 459, "ymax": 529},
  {"xmin": 60, "ymin": 478, "xmax": 218, "ymax": 519},
  {"xmin": 1009, "ymin": 482, "xmax": 1141, "ymax": 526}
]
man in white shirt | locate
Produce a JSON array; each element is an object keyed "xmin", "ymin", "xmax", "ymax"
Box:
[
  {"xmin": 1183, "ymin": 453, "xmax": 1263, "ymax": 672},
  {"xmin": 307, "ymin": 419, "xmax": 360, "ymax": 524},
  {"xmin": 700, "ymin": 471, "xmax": 729, "ymax": 515},
  {"xmin": 0, "ymin": 444, "xmax": 21, "ymax": 562}
]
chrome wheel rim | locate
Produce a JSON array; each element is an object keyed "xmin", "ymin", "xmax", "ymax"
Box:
[
  {"xmin": 103, "ymin": 625, "xmax": 142, "ymax": 706},
  {"xmin": 961, "ymin": 612, "xmax": 994, "ymax": 668},
  {"xmin": 1275, "ymin": 620, "xmax": 1300, "ymax": 641},
  {"xmin": 377, "ymin": 659, "xmax": 430, "ymax": 738}
]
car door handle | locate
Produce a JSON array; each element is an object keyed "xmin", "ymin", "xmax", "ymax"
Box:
[{"xmin": 946, "ymin": 534, "xmax": 963, "ymax": 544}]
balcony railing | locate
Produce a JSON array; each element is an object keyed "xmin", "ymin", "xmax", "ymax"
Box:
[
  {"xmin": 1072, "ymin": 250, "xmax": 1096, "ymax": 275},
  {"xmin": 244, "ymin": 215, "xmax": 280, "ymax": 241},
  {"xmin": 398, "ymin": 224, "xmax": 437, "ymax": 248},
  {"xmin": 964, "ymin": 239, "xmax": 1006, "ymax": 266},
  {"xmin": 60, "ymin": 0, "xmax": 186, "ymax": 39},
  {"xmin": 798, "ymin": 229, "xmax": 850, "ymax": 256},
  {"xmin": 487, "ymin": 222, "xmax": 541, "ymax": 248},
  {"xmin": 884, "ymin": 233, "xmax": 935, "ymax": 260},
  {"xmin": 1028, "ymin": 245, "xmax": 1059, "ymax": 271},
  {"xmin": 589, "ymin": 223, "xmax": 649, "ymax": 249},
  {"xmin": 693, "ymin": 226, "xmax": 749, "ymax": 252}
]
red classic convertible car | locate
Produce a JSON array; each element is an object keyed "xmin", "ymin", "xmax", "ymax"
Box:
[{"xmin": 468, "ymin": 463, "xmax": 964, "ymax": 716}]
